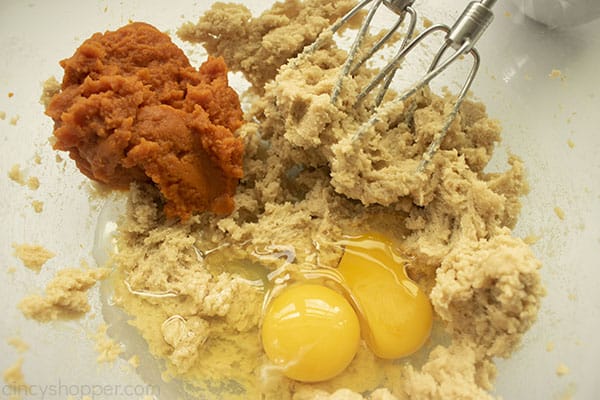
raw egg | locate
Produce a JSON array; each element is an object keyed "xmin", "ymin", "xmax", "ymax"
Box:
[
  {"xmin": 260, "ymin": 233, "xmax": 432, "ymax": 382},
  {"xmin": 261, "ymin": 283, "xmax": 360, "ymax": 382},
  {"xmin": 337, "ymin": 234, "xmax": 433, "ymax": 359}
]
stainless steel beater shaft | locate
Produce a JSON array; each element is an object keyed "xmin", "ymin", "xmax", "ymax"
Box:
[
  {"xmin": 352, "ymin": 0, "xmax": 497, "ymax": 172},
  {"xmin": 330, "ymin": 0, "xmax": 417, "ymax": 104},
  {"xmin": 299, "ymin": 0, "xmax": 417, "ymax": 105}
]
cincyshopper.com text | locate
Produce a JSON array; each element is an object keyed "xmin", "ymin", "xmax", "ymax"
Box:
[{"xmin": 1, "ymin": 380, "xmax": 160, "ymax": 399}]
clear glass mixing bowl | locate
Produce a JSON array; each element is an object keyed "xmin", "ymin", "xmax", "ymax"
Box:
[{"xmin": 1, "ymin": 1, "xmax": 598, "ymax": 399}]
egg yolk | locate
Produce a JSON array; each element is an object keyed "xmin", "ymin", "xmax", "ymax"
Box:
[
  {"xmin": 261, "ymin": 284, "xmax": 360, "ymax": 382},
  {"xmin": 337, "ymin": 234, "xmax": 433, "ymax": 359}
]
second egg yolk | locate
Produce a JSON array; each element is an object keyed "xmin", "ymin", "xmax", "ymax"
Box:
[
  {"xmin": 261, "ymin": 284, "xmax": 360, "ymax": 382},
  {"xmin": 337, "ymin": 234, "xmax": 433, "ymax": 359}
]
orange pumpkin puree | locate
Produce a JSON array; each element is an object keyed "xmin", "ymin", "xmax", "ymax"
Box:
[{"xmin": 46, "ymin": 22, "xmax": 244, "ymax": 220}]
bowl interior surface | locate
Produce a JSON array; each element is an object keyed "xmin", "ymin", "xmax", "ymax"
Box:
[{"xmin": 1, "ymin": 1, "xmax": 599, "ymax": 399}]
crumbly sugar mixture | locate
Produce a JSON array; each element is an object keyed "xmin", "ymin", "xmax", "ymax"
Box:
[
  {"xmin": 11, "ymin": 243, "xmax": 55, "ymax": 272},
  {"xmin": 8, "ymin": 164, "xmax": 26, "ymax": 185},
  {"xmin": 2, "ymin": 357, "xmax": 29, "ymax": 396},
  {"xmin": 92, "ymin": 324, "xmax": 124, "ymax": 363},
  {"xmin": 18, "ymin": 267, "xmax": 110, "ymax": 322},
  {"xmin": 178, "ymin": 0, "xmax": 358, "ymax": 91},
  {"xmin": 7, "ymin": 337, "xmax": 30, "ymax": 354},
  {"xmin": 101, "ymin": 1, "xmax": 546, "ymax": 399}
]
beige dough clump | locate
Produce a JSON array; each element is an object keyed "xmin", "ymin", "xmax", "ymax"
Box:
[
  {"xmin": 8, "ymin": 164, "xmax": 26, "ymax": 185},
  {"xmin": 2, "ymin": 357, "xmax": 29, "ymax": 395},
  {"xmin": 40, "ymin": 76, "xmax": 60, "ymax": 108},
  {"xmin": 161, "ymin": 315, "xmax": 210, "ymax": 371},
  {"xmin": 92, "ymin": 324, "xmax": 124, "ymax": 363},
  {"xmin": 113, "ymin": 191, "xmax": 265, "ymax": 388},
  {"xmin": 18, "ymin": 267, "xmax": 110, "ymax": 322},
  {"xmin": 7, "ymin": 337, "xmax": 29, "ymax": 354},
  {"xmin": 432, "ymin": 230, "xmax": 544, "ymax": 358},
  {"xmin": 107, "ymin": 1, "xmax": 545, "ymax": 399},
  {"xmin": 178, "ymin": 0, "xmax": 357, "ymax": 90},
  {"xmin": 27, "ymin": 177, "xmax": 40, "ymax": 190},
  {"xmin": 7, "ymin": 165, "xmax": 40, "ymax": 191},
  {"xmin": 31, "ymin": 200, "xmax": 44, "ymax": 213},
  {"xmin": 12, "ymin": 243, "xmax": 55, "ymax": 273}
]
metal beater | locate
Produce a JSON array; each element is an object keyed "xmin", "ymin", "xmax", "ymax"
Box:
[
  {"xmin": 302, "ymin": 0, "xmax": 419, "ymax": 105},
  {"xmin": 309, "ymin": 0, "xmax": 498, "ymax": 172}
]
